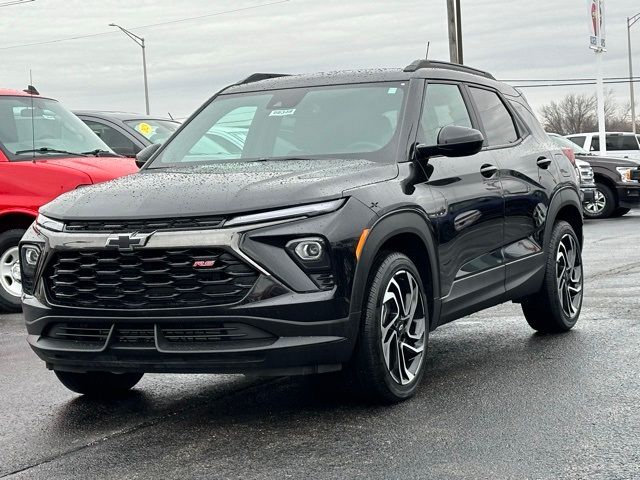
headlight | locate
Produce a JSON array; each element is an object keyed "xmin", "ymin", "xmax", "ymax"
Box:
[
  {"xmin": 616, "ymin": 167, "xmax": 640, "ymax": 183},
  {"xmin": 225, "ymin": 199, "xmax": 345, "ymax": 227},
  {"xmin": 36, "ymin": 214, "xmax": 64, "ymax": 232}
]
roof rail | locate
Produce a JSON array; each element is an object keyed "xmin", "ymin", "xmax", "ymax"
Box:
[
  {"xmin": 403, "ymin": 59, "xmax": 495, "ymax": 80},
  {"xmin": 236, "ymin": 73, "xmax": 291, "ymax": 85}
]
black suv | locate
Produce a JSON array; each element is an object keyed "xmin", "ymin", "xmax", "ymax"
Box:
[{"xmin": 20, "ymin": 60, "xmax": 584, "ymax": 403}]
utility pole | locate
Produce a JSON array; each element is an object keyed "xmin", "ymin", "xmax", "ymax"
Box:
[
  {"xmin": 446, "ymin": 0, "xmax": 463, "ymax": 64},
  {"xmin": 109, "ymin": 23, "xmax": 150, "ymax": 115},
  {"xmin": 627, "ymin": 13, "xmax": 640, "ymax": 134}
]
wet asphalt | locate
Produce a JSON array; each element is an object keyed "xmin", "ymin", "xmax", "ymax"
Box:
[{"xmin": 1, "ymin": 212, "xmax": 639, "ymax": 480}]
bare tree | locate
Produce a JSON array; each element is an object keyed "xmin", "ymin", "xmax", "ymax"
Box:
[{"xmin": 539, "ymin": 90, "xmax": 633, "ymax": 134}]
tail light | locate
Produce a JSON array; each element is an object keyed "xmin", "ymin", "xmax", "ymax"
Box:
[{"xmin": 561, "ymin": 147, "xmax": 576, "ymax": 167}]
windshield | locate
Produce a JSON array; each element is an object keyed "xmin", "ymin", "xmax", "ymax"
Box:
[
  {"xmin": 148, "ymin": 82, "xmax": 407, "ymax": 168},
  {"xmin": 0, "ymin": 96, "xmax": 113, "ymax": 158},
  {"xmin": 124, "ymin": 119, "xmax": 180, "ymax": 144},
  {"xmin": 549, "ymin": 134, "xmax": 589, "ymax": 155}
]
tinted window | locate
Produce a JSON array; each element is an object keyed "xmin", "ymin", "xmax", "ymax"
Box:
[
  {"xmin": 469, "ymin": 87, "xmax": 518, "ymax": 146},
  {"xmin": 82, "ymin": 120, "xmax": 138, "ymax": 156},
  {"xmin": 566, "ymin": 135, "xmax": 586, "ymax": 148},
  {"xmin": 417, "ymin": 83, "xmax": 472, "ymax": 145},
  {"xmin": 605, "ymin": 134, "xmax": 639, "ymax": 151}
]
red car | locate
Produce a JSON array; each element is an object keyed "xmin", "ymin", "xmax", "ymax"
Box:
[{"xmin": 0, "ymin": 88, "xmax": 138, "ymax": 311}]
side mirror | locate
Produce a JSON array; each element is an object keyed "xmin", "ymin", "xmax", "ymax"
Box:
[
  {"xmin": 135, "ymin": 143, "xmax": 161, "ymax": 168},
  {"xmin": 416, "ymin": 125, "xmax": 484, "ymax": 160}
]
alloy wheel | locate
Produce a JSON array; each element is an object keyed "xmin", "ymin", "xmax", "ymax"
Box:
[
  {"xmin": 556, "ymin": 233, "xmax": 582, "ymax": 319},
  {"xmin": 380, "ymin": 270, "xmax": 426, "ymax": 385},
  {"xmin": 0, "ymin": 246, "xmax": 22, "ymax": 298},
  {"xmin": 584, "ymin": 189, "xmax": 606, "ymax": 215}
]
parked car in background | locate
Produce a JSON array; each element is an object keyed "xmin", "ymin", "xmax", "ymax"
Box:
[
  {"xmin": 547, "ymin": 134, "xmax": 596, "ymax": 211},
  {"xmin": 564, "ymin": 132, "xmax": 640, "ymax": 161},
  {"xmin": 550, "ymin": 133, "xmax": 640, "ymax": 218},
  {"xmin": 22, "ymin": 61, "xmax": 584, "ymax": 402},
  {"xmin": 74, "ymin": 111, "xmax": 180, "ymax": 157},
  {"xmin": 0, "ymin": 88, "xmax": 138, "ymax": 311}
]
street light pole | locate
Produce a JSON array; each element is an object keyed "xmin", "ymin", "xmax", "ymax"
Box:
[
  {"xmin": 446, "ymin": 0, "xmax": 463, "ymax": 64},
  {"xmin": 628, "ymin": 13, "xmax": 640, "ymax": 134},
  {"xmin": 109, "ymin": 23, "xmax": 150, "ymax": 115}
]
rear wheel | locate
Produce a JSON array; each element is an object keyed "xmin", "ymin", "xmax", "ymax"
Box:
[
  {"xmin": 522, "ymin": 221, "xmax": 583, "ymax": 333},
  {"xmin": 0, "ymin": 229, "xmax": 26, "ymax": 312},
  {"xmin": 54, "ymin": 371, "xmax": 144, "ymax": 396},
  {"xmin": 346, "ymin": 252, "xmax": 428, "ymax": 403},
  {"xmin": 583, "ymin": 182, "xmax": 615, "ymax": 219}
]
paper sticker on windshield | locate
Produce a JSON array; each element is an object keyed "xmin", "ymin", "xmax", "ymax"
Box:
[
  {"xmin": 387, "ymin": 87, "xmax": 398, "ymax": 94},
  {"xmin": 136, "ymin": 122, "xmax": 153, "ymax": 136},
  {"xmin": 269, "ymin": 108, "xmax": 296, "ymax": 117}
]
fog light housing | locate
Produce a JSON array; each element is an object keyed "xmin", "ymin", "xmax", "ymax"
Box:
[
  {"xmin": 286, "ymin": 237, "xmax": 334, "ymax": 290},
  {"xmin": 19, "ymin": 244, "xmax": 42, "ymax": 295}
]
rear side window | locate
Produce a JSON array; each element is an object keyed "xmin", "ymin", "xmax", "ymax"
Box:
[
  {"xmin": 417, "ymin": 83, "xmax": 472, "ymax": 145},
  {"xmin": 469, "ymin": 87, "xmax": 518, "ymax": 146},
  {"xmin": 567, "ymin": 135, "xmax": 586, "ymax": 148},
  {"xmin": 82, "ymin": 119, "xmax": 138, "ymax": 157},
  {"xmin": 601, "ymin": 134, "xmax": 640, "ymax": 151}
]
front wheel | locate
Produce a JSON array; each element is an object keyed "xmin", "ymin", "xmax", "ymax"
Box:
[
  {"xmin": 55, "ymin": 371, "xmax": 144, "ymax": 397},
  {"xmin": 346, "ymin": 252, "xmax": 428, "ymax": 403},
  {"xmin": 583, "ymin": 182, "xmax": 615, "ymax": 219},
  {"xmin": 0, "ymin": 229, "xmax": 27, "ymax": 312},
  {"xmin": 522, "ymin": 221, "xmax": 583, "ymax": 333}
]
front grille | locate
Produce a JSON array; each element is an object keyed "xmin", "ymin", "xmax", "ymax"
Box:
[
  {"xmin": 47, "ymin": 324, "xmax": 111, "ymax": 344},
  {"xmin": 45, "ymin": 248, "xmax": 259, "ymax": 309},
  {"xmin": 46, "ymin": 322, "xmax": 276, "ymax": 350},
  {"xmin": 64, "ymin": 216, "xmax": 225, "ymax": 233},
  {"xmin": 579, "ymin": 165, "xmax": 594, "ymax": 184}
]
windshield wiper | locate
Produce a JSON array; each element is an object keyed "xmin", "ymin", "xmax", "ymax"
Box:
[
  {"xmin": 81, "ymin": 149, "xmax": 119, "ymax": 157},
  {"xmin": 15, "ymin": 147, "xmax": 88, "ymax": 157}
]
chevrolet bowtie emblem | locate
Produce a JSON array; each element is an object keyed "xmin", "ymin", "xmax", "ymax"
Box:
[{"xmin": 105, "ymin": 232, "xmax": 155, "ymax": 251}]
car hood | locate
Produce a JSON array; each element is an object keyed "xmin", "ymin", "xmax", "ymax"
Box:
[
  {"xmin": 41, "ymin": 159, "xmax": 398, "ymax": 220},
  {"xmin": 576, "ymin": 154, "xmax": 640, "ymax": 168},
  {"xmin": 42, "ymin": 157, "xmax": 139, "ymax": 183}
]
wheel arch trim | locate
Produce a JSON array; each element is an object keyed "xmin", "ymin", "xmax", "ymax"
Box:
[{"xmin": 349, "ymin": 208, "xmax": 441, "ymax": 329}]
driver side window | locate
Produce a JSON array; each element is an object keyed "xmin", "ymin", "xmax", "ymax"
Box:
[{"xmin": 418, "ymin": 83, "xmax": 472, "ymax": 146}]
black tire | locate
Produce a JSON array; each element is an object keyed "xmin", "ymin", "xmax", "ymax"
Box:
[
  {"xmin": 346, "ymin": 252, "xmax": 429, "ymax": 403},
  {"xmin": 54, "ymin": 371, "xmax": 144, "ymax": 396},
  {"xmin": 0, "ymin": 229, "xmax": 27, "ymax": 312},
  {"xmin": 611, "ymin": 207, "xmax": 630, "ymax": 218},
  {"xmin": 583, "ymin": 182, "xmax": 616, "ymax": 219},
  {"xmin": 522, "ymin": 221, "xmax": 583, "ymax": 333}
]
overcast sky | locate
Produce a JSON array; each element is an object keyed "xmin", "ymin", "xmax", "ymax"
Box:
[{"xmin": 1, "ymin": 0, "xmax": 638, "ymax": 119}]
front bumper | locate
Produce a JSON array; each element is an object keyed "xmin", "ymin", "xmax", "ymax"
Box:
[
  {"xmin": 616, "ymin": 183, "xmax": 640, "ymax": 209},
  {"xmin": 20, "ymin": 199, "xmax": 377, "ymax": 375},
  {"xmin": 23, "ymin": 296, "xmax": 357, "ymax": 375},
  {"xmin": 580, "ymin": 186, "xmax": 596, "ymax": 204}
]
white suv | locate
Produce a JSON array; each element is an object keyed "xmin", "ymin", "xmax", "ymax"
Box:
[{"xmin": 564, "ymin": 132, "xmax": 640, "ymax": 160}]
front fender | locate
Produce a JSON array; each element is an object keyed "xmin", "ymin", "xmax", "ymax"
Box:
[{"xmin": 350, "ymin": 208, "xmax": 441, "ymax": 329}]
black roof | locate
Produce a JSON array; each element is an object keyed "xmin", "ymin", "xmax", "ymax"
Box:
[{"xmin": 224, "ymin": 60, "xmax": 518, "ymax": 96}]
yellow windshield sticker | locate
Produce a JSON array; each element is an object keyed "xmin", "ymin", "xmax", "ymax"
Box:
[{"xmin": 136, "ymin": 122, "xmax": 153, "ymax": 137}]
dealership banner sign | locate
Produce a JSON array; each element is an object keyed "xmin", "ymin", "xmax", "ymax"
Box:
[{"xmin": 589, "ymin": 0, "xmax": 606, "ymax": 50}]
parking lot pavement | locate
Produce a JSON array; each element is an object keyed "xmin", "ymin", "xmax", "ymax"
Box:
[{"xmin": 1, "ymin": 212, "xmax": 639, "ymax": 480}]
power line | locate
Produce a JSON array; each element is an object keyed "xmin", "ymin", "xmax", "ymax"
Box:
[
  {"xmin": 513, "ymin": 79, "xmax": 640, "ymax": 88},
  {"xmin": 0, "ymin": 0, "xmax": 289, "ymax": 51},
  {"xmin": 502, "ymin": 76, "xmax": 640, "ymax": 82},
  {"xmin": 0, "ymin": 0, "xmax": 34, "ymax": 7}
]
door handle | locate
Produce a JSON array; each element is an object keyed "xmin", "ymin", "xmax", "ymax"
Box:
[
  {"xmin": 480, "ymin": 164, "xmax": 498, "ymax": 178},
  {"xmin": 537, "ymin": 156, "xmax": 552, "ymax": 169}
]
